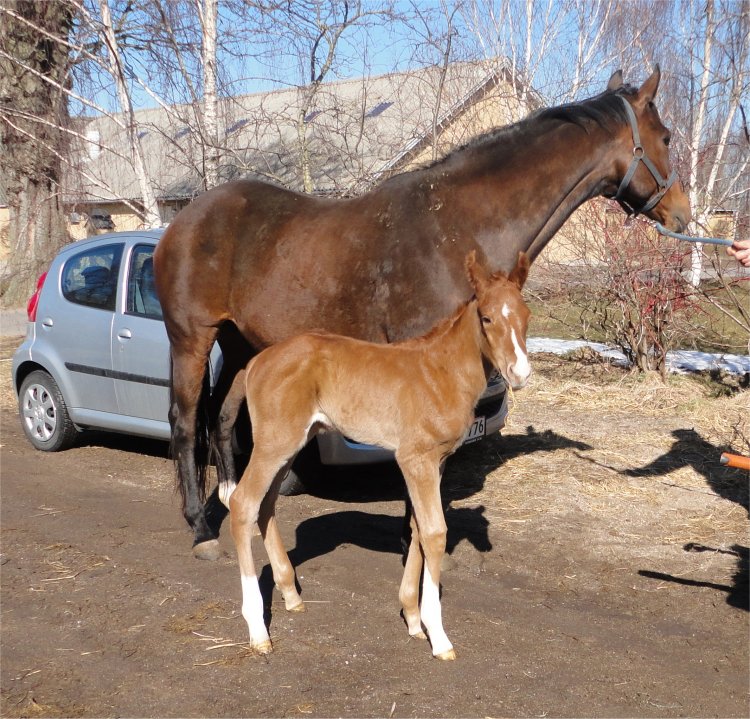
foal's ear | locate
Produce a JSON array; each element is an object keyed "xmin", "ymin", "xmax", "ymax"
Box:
[
  {"xmin": 607, "ymin": 69, "xmax": 623, "ymax": 92},
  {"xmin": 465, "ymin": 250, "xmax": 490, "ymax": 294},
  {"xmin": 636, "ymin": 64, "xmax": 661, "ymax": 105},
  {"xmin": 508, "ymin": 251, "xmax": 530, "ymax": 289}
]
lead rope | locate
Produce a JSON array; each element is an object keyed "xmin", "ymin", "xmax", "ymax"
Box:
[{"xmin": 654, "ymin": 222, "xmax": 733, "ymax": 247}]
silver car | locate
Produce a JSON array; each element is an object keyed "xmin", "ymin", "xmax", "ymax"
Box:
[{"xmin": 12, "ymin": 230, "xmax": 509, "ymax": 470}]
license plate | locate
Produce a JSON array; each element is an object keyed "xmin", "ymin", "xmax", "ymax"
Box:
[{"xmin": 463, "ymin": 415, "xmax": 486, "ymax": 444}]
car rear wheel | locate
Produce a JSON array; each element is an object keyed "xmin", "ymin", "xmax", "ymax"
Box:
[{"xmin": 19, "ymin": 370, "xmax": 79, "ymax": 452}]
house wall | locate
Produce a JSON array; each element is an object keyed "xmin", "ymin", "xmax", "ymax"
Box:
[
  {"xmin": 66, "ymin": 201, "xmax": 184, "ymax": 239},
  {"xmin": 403, "ymin": 90, "xmax": 520, "ymax": 170}
]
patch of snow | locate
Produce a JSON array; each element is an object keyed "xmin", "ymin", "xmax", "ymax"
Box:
[{"xmin": 527, "ymin": 338, "xmax": 750, "ymax": 375}]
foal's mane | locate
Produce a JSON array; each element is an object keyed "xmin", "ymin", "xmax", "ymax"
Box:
[
  {"xmin": 406, "ymin": 299, "xmax": 474, "ymax": 346},
  {"xmin": 403, "ymin": 269, "xmax": 516, "ymax": 347},
  {"xmin": 425, "ymin": 85, "xmax": 637, "ymax": 170}
]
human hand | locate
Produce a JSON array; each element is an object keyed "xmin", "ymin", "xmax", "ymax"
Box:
[{"xmin": 727, "ymin": 238, "xmax": 750, "ymax": 267}]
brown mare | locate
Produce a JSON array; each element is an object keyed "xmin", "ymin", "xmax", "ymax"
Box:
[
  {"xmin": 229, "ymin": 251, "xmax": 531, "ymax": 659},
  {"xmin": 154, "ymin": 67, "xmax": 691, "ymax": 560}
]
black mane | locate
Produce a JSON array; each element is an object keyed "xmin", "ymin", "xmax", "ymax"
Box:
[
  {"xmin": 427, "ymin": 84, "xmax": 637, "ymax": 169},
  {"xmin": 537, "ymin": 84, "xmax": 637, "ymax": 133}
]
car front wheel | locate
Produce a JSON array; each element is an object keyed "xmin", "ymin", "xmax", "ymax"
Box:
[{"xmin": 18, "ymin": 370, "xmax": 79, "ymax": 452}]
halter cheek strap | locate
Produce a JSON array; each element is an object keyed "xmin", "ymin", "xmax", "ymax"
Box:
[{"xmin": 614, "ymin": 95, "xmax": 677, "ymax": 216}]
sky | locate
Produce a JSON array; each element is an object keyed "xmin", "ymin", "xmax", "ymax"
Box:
[{"xmin": 74, "ymin": 0, "xmax": 627, "ymax": 116}]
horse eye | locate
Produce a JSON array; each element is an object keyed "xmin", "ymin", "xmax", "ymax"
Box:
[
  {"xmin": 664, "ymin": 135, "xmax": 670, "ymax": 147},
  {"xmin": 481, "ymin": 316, "xmax": 492, "ymax": 325}
]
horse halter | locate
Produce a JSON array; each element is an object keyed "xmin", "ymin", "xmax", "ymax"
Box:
[{"xmin": 614, "ymin": 95, "xmax": 677, "ymax": 216}]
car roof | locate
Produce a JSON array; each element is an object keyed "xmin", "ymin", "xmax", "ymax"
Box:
[{"xmin": 57, "ymin": 228, "xmax": 166, "ymax": 257}]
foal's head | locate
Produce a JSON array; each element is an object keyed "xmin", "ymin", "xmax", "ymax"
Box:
[{"xmin": 466, "ymin": 251, "xmax": 531, "ymax": 389}]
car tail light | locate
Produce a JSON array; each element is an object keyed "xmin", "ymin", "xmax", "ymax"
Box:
[{"xmin": 27, "ymin": 271, "xmax": 48, "ymax": 322}]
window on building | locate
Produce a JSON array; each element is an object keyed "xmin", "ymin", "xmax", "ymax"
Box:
[
  {"xmin": 225, "ymin": 118, "xmax": 250, "ymax": 135},
  {"xmin": 365, "ymin": 101, "xmax": 393, "ymax": 118}
]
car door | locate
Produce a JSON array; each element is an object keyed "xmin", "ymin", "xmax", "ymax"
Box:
[
  {"xmin": 111, "ymin": 242, "xmax": 171, "ymax": 430},
  {"xmin": 46, "ymin": 241, "xmax": 123, "ymax": 415}
]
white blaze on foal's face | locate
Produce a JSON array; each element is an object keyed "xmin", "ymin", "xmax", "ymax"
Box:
[{"xmin": 482, "ymin": 290, "xmax": 531, "ymax": 389}]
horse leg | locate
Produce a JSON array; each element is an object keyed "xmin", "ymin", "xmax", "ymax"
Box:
[
  {"xmin": 229, "ymin": 449, "xmax": 292, "ymax": 653},
  {"xmin": 399, "ymin": 510, "xmax": 426, "ymax": 640},
  {"xmin": 398, "ymin": 452, "xmax": 454, "ymax": 660},
  {"xmin": 401, "ymin": 460, "xmax": 445, "ymax": 559},
  {"xmin": 170, "ymin": 338, "xmax": 221, "ymax": 560},
  {"xmin": 204, "ymin": 327, "xmax": 255, "ymax": 536},
  {"xmin": 214, "ymin": 365, "xmax": 248, "ymax": 511},
  {"xmin": 257, "ymin": 467, "xmax": 305, "ymax": 613}
]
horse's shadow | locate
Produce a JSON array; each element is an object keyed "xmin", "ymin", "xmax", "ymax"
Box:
[
  {"xmin": 257, "ymin": 425, "xmax": 592, "ymax": 615},
  {"xmin": 303, "ymin": 424, "xmax": 593, "ymax": 504},
  {"xmin": 626, "ymin": 428, "xmax": 748, "ymax": 611}
]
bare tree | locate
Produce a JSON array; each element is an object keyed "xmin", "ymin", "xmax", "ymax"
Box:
[
  {"xmin": 406, "ymin": 1, "xmax": 463, "ymax": 163},
  {"xmin": 95, "ymin": 0, "xmax": 161, "ymax": 226},
  {"xmin": 678, "ymin": 0, "xmax": 749, "ymax": 286},
  {"xmin": 0, "ymin": 0, "xmax": 75, "ymax": 305},
  {"xmin": 196, "ymin": 0, "xmax": 220, "ymax": 190},
  {"xmin": 247, "ymin": 1, "xmax": 396, "ymax": 193}
]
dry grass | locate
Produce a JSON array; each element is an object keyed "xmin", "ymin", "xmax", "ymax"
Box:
[{"xmin": 450, "ymin": 354, "xmax": 748, "ymax": 565}]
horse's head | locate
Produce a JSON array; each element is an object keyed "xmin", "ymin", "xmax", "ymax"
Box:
[
  {"xmin": 607, "ymin": 66, "xmax": 691, "ymax": 232},
  {"xmin": 466, "ymin": 251, "xmax": 531, "ymax": 390}
]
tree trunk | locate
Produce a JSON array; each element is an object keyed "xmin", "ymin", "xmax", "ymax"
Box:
[
  {"xmin": 199, "ymin": 0, "xmax": 220, "ymax": 190},
  {"xmin": 0, "ymin": 0, "xmax": 73, "ymax": 307},
  {"xmin": 97, "ymin": 0, "xmax": 161, "ymax": 228}
]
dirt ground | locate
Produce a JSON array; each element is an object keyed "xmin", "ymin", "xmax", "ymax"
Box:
[{"xmin": 1, "ymin": 336, "xmax": 748, "ymax": 718}]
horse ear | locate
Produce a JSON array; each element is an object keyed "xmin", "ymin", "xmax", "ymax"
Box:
[
  {"xmin": 465, "ymin": 250, "xmax": 490, "ymax": 295},
  {"xmin": 607, "ymin": 69, "xmax": 623, "ymax": 92},
  {"xmin": 508, "ymin": 251, "xmax": 530, "ymax": 289},
  {"xmin": 636, "ymin": 64, "xmax": 661, "ymax": 105}
]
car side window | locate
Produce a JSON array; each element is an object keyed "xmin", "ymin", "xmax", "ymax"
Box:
[
  {"xmin": 126, "ymin": 244, "xmax": 163, "ymax": 320},
  {"xmin": 61, "ymin": 243, "xmax": 123, "ymax": 311}
]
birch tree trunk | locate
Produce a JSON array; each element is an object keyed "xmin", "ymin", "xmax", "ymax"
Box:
[
  {"xmin": 686, "ymin": 0, "xmax": 714, "ymax": 287},
  {"xmin": 97, "ymin": 0, "xmax": 161, "ymax": 227},
  {"xmin": 198, "ymin": 0, "xmax": 220, "ymax": 191}
]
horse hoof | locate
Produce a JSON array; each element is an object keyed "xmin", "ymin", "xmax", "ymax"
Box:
[
  {"xmin": 410, "ymin": 630, "xmax": 427, "ymax": 640},
  {"xmin": 434, "ymin": 648, "xmax": 456, "ymax": 661},
  {"xmin": 253, "ymin": 640, "xmax": 273, "ymax": 655},
  {"xmin": 287, "ymin": 601, "xmax": 306, "ymax": 613},
  {"xmin": 193, "ymin": 539, "xmax": 222, "ymax": 561}
]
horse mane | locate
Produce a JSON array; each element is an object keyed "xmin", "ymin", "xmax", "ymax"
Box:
[
  {"xmin": 536, "ymin": 85, "xmax": 637, "ymax": 133},
  {"xmin": 423, "ymin": 85, "xmax": 638, "ymax": 171}
]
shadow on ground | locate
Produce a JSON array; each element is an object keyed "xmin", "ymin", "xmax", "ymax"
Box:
[
  {"xmin": 627, "ymin": 428, "xmax": 748, "ymax": 611},
  {"xmin": 253, "ymin": 425, "xmax": 592, "ymax": 615}
]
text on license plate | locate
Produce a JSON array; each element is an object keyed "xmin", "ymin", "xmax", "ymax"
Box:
[{"xmin": 463, "ymin": 416, "xmax": 486, "ymax": 444}]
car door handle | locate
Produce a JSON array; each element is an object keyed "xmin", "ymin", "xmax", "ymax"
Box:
[
  {"xmin": 117, "ymin": 328, "xmax": 133, "ymax": 340},
  {"xmin": 41, "ymin": 317, "xmax": 53, "ymax": 328}
]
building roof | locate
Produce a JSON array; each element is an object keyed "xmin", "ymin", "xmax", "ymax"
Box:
[{"xmin": 63, "ymin": 58, "xmax": 530, "ymax": 206}]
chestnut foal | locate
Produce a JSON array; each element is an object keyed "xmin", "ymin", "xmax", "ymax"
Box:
[{"xmin": 228, "ymin": 251, "xmax": 531, "ymax": 660}]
